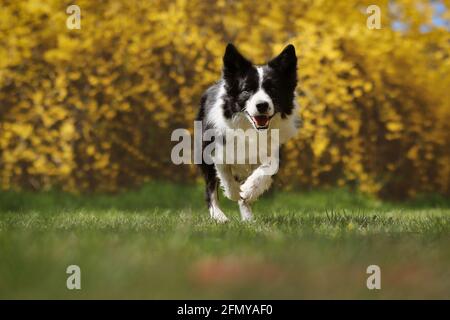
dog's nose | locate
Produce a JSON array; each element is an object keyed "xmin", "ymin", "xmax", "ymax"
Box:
[{"xmin": 256, "ymin": 102, "xmax": 269, "ymax": 113}]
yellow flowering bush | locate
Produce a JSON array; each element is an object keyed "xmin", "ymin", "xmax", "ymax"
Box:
[{"xmin": 0, "ymin": 0, "xmax": 449, "ymax": 198}]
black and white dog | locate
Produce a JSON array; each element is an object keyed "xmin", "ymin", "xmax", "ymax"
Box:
[{"xmin": 196, "ymin": 44, "xmax": 299, "ymax": 222}]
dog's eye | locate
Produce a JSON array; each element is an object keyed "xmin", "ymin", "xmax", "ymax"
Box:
[{"xmin": 239, "ymin": 91, "xmax": 251, "ymax": 100}]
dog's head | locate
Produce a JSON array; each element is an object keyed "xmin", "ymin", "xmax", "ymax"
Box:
[{"xmin": 221, "ymin": 43, "xmax": 297, "ymax": 130}]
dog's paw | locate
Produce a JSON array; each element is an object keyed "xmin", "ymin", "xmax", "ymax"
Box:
[
  {"xmin": 238, "ymin": 199, "xmax": 254, "ymax": 222},
  {"xmin": 209, "ymin": 207, "xmax": 229, "ymax": 223},
  {"xmin": 240, "ymin": 176, "xmax": 272, "ymax": 203},
  {"xmin": 239, "ymin": 180, "xmax": 258, "ymax": 203}
]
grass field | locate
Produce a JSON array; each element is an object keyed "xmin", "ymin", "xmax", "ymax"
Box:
[{"xmin": 0, "ymin": 182, "xmax": 449, "ymax": 299}]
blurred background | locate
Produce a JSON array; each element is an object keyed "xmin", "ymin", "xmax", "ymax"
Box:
[
  {"xmin": 1, "ymin": 0, "xmax": 450, "ymax": 300},
  {"xmin": 1, "ymin": 0, "xmax": 449, "ymax": 199}
]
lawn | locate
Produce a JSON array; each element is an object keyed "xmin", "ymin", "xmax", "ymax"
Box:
[{"xmin": 0, "ymin": 182, "xmax": 449, "ymax": 299}]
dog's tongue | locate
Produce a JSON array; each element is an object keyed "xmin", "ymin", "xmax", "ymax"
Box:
[{"xmin": 253, "ymin": 116, "xmax": 269, "ymax": 127}]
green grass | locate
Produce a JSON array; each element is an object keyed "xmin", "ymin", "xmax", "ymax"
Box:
[{"xmin": 0, "ymin": 182, "xmax": 449, "ymax": 299}]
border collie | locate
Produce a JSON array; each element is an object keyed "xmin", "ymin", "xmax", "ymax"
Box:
[{"xmin": 196, "ymin": 43, "xmax": 299, "ymax": 222}]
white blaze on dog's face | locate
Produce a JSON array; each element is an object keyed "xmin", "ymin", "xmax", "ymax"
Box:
[
  {"xmin": 221, "ymin": 44, "xmax": 297, "ymax": 130},
  {"xmin": 244, "ymin": 67, "xmax": 275, "ymax": 129}
]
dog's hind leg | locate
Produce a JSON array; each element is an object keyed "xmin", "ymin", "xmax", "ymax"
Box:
[{"xmin": 202, "ymin": 164, "xmax": 229, "ymax": 223}]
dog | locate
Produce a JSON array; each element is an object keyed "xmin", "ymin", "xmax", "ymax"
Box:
[{"xmin": 196, "ymin": 43, "xmax": 299, "ymax": 222}]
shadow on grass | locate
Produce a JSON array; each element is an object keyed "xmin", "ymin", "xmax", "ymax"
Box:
[{"xmin": 0, "ymin": 181, "xmax": 449, "ymax": 214}]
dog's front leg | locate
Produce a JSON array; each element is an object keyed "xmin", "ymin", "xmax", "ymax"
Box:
[
  {"xmin": 238, "ymin": 199, "xmax": 254, "ymax": 222},
  {"xmin": 239, "ymin": 167, "xmax": 273, "ymax": 203},
  {"xmin": 240, "ymin": 156, "xmax": 279, "ymax": 203},
  {"xmin": 215, "ymin": 163, "xmax": 241, "ymax": 201}
]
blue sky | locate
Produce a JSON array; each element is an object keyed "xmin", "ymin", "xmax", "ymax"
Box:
[
  {"xmin": 432, "ymin": 2, "xmax": 449, "ymax": 28},
  {"xmin": 391, "ymin": 0, "xmax": 450, "ymax": 32}
]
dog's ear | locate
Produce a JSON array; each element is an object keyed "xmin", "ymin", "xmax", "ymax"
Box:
[
  {"xmin": 268, "ymin": 44, "xmax": 297, "ymax": 73},
  {"xmin": 223, "ymin": 43, "xmax": 252, "ymax": 78}
]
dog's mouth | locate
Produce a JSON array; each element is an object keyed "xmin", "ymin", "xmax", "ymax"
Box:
[{"xmin": 246, "ymin": 113, "xmax": 273, "ymax": 130}]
